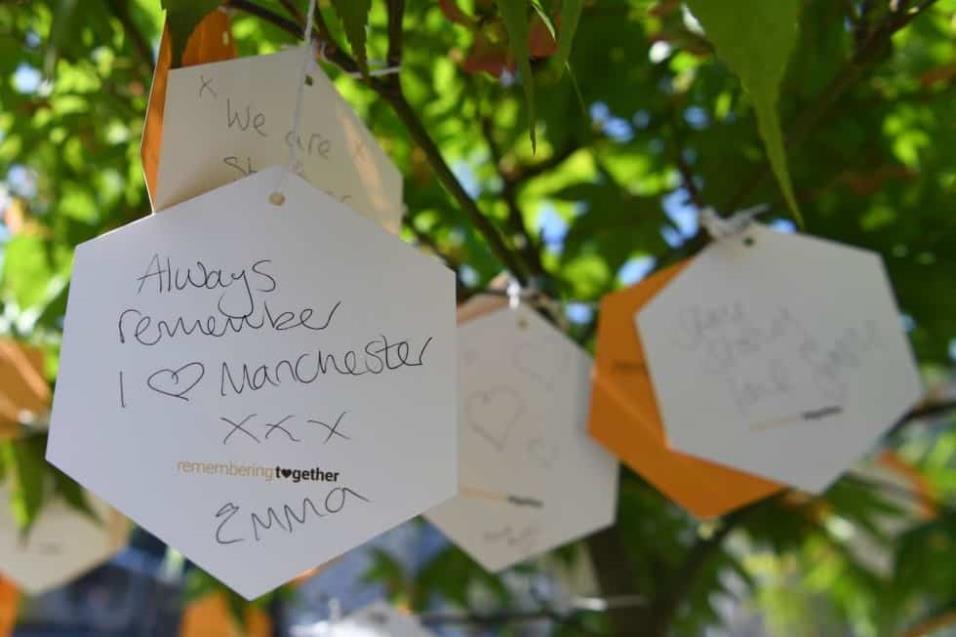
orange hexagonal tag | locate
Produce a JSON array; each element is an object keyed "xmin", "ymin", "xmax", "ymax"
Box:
[
  {"xmin": 589, "ymin": 262, "xmax": 783, "ymax": 518},
  {"xmin": 142, "ymin": 10, "xmax": 237, "ymax": 203}
]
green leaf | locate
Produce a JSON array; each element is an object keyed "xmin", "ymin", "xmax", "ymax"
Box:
[
  {"xmin": 496, "ymin": 0, "xmax": 537, "ymax": 151},
  {"xmin": 52, "ymin": 469, "xmax": 101, "ymax": 525},
  {"xmin": 2, "ymin": 436, "xmax": 48, "ymax": 534},
  {"xmin": 686, "ymin": 0, "xmax": 803, "ymax": 226},
  {"xmin": 330, "ymin": 0, "xmax": 372, "ymax": 77},
  {"xmin": 555, "ymin": 0, "xmax": 583, "ymax": 72},
  {"xmin": 160, "ymin": 0, "xmax": 222, "ymax": 67}
]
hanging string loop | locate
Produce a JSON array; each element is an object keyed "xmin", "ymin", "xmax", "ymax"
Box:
[
  {"xmin": 698, "ymin": 203, "xmax": 770, "ymax": 241},
  {"xmin": 270, "ymin": 0, "xmax": 319, "ymax": 204}
]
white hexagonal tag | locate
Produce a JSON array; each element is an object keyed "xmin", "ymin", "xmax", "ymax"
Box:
[
  {"xmin": 0, "ymin": 490, "xmax": 128, "ymax": 594},
  {"xmin": 154, "ymin": 46, "xmax": 403, "ymax": 233},
  {"xmin": 331, "ymin": 602, "xmax": 435, "ymax": 636},
  {"xmin": 637, "ymin": 224, "xmax": 922, "ymax": 492},
  {"xmin": 427, "ymin": 302, "xmax": 618, "ymax": 572},
  {"xmin": 47, "ymin": 167, "xmax": 456, "ymax": 599}
]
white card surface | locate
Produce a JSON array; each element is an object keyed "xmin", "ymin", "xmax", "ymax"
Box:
[
  {"xmin": 47, "ymin": 167, "xmax": 457, "ymax": 599},
  {"xmin": 637, "ymin": 225, "xmax": 922, "ymax": 492},
  {"xmin": 427, "ymin": 304, "xmax": 618, "ymax": 572},
  {"xmin": 329, "ymin": 602, "xmax": 435, "ymax": 637},
  {"xmin": 155, "ymin": 46, "xmax": 403, "ymax": 233},
  {"xmin": 0, "ymin": 489, "xmax": 128, "ymax": 594}
]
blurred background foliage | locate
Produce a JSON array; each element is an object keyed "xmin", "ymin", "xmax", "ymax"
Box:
[{"xmin": 1, "ymin": 0, "xmax": 956, "ymax": 635}]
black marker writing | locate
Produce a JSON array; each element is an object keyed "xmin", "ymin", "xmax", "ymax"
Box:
[
  {"xmin": 214, "ymin": 487, "xmax": 370, "ymax": 546},
  {"xmin": 118, "ymin": 300, "xmax": 340, "ymax": 347},
  {"xmin": 199, "ymin": 75, "xmax": 216, "ymax": 99},
  {"xmin": 135, "ymin": 255, "xmax": 276, "ymax": 316},
  {"xmin": 226, "ymin": 98, "xmax": 267, "ymax": 137},
  {"xmin": 221, "ymin": 413, "xmax": 259, "ymax": 445},
  {"xmin": 309, "ymin": 411, "xmax": 349, "ymax": 443},
  {"xmin": 219, "ymin": 335, "xmax": 432, "ymax": 396},
  {"xmin": 284, "ymin": 131, "xmax": 331, "ymax": 159},
  {"xmin": 215, "ymin": 503, "xmax": 243, "ymax": 545},
  {"xmin": 146, "ymin": 362, "xmax": 205, "ymax": 401}
]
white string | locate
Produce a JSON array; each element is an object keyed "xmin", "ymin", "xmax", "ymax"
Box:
[
  {"xmin": 698, "ymin": 203, "xmax": 770, "ymax": 240},
  {"xmin": 505, "ymin": 278, "xmax": 570, "ymax": 331},
  {"xmin": 506, "ymin": 279, "xmax": 522, "ymax": 310},
  {"xmin": 272, "ymin": 0, "xmax": 319, "ymax": 203},
  {"xmin": 314, "ymin": 39, "xmax": 401, "ymax": 78}
]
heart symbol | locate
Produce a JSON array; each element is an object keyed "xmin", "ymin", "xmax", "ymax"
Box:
[
  {"xmin": 465, "ymin": 386, "xmax": 525, "ymax": 452},
  {"xmin": 147, "ymin": 362, "xmax": 205, "ymax": 401},
  {"xmin": 527, "ymin": 437, "xmax": 558, "ymax": 469},
  {"xmin": 281, "ymin": 469, "xmax": 292, "ymax": 478},
  {"xmin": 513, "ymin": 341, "xmax": 570, "ymax": 391}
]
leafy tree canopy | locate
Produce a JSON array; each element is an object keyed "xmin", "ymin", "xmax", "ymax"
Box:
[{"xmin": 1, "ymin": 1, "xmax": 956, "ymax": 635}]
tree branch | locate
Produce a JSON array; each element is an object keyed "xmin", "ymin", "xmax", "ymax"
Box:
[
  {"xmin": 647, "ymin": 503, "xmax": 762, "ymax": 636},
  {"xmin": 507, "ymin": 140, "xmax": 579, "ymax": 184},
  {"xmin": 420, "ymin": 606, "xmax": 602, "ymax": 636},
  {"xmin": 276, "ymin": 0, "xmax": 304, "ymax": 24},
  {"xmin": 904, "ymin": 608, "xmax": 956, "ymax": 637},
  {"xmin": 385, "ymin": 0, "xmax": 405, "ymax": 69},
  {"xmin": 105, "ymin": 0, "xmax": 154, "ymax": 69},
  {"xmin": 889, "ymin": 397, "xmax": 956, "ymax": 436},
  {"xmin": 481, "ymin": 116, "xmax": 546, "ymax": 278},
  {"xmin": 586, "ymin": 524, "xmax": 654, "ymax": 636},
  {"xmin": 225, "ymin": 0, "xmax": 301, "ymax": 37},
  {"xmin": 228, "ymin": 0, "xmax": 531, "ymax": 282},
  {"xmin": 379, "ymin": 89, "xmax": 530, "ymax": 281}
]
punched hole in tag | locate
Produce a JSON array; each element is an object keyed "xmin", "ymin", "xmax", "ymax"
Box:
[
  {"xmin": 743, "ymin": 235, "xmax": 755, "ymax": 247},
  {"xmin": 269, "ymin": 192, "xmax": 285, "ymax": 206}
]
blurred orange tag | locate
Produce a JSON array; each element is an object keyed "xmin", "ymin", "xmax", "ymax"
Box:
[
  {"xmin": 142, "ymin": 10, "xmax": 237, "ymax": 205},
  {"xmin": 0, "ymin": 340, "xmax": 49, "ymax": 440},
  {"xmin": 0, "ymin": 578, "xmax": 17, "ymax": 637},
  {"xmin": 179, "ymin": 593, "xmax": 270, "ymax": 637},
  {"xmin": 588, "ymin": 263, "xmax": 783, "ymax": 518}
]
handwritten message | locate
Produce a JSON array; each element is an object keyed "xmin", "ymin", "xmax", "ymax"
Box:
[
  {"xmin": 426, "ymin": 302, "xmax": 617, "ymax": 572},
  {"xmin": 670, "ymin": 300, "xmax": 882, "ymax": 427},
  {"xmin": 637, "ymin": 224, "xmax": 922, "ymax": 492},
  {"xmin": 155, "ymin": 46, "xmax": 403, "ymax": 233},
  {"xmin": 47, "ymin": 168, "xmax": 457, "ymax": 598}
]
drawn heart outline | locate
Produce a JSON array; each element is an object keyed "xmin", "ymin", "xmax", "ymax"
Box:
[
  {"xmin": 464, "ymin": 386, "xmax": 525, "ymax": 452},
  {"xmin": 146, "ymin": 362, "xmax": 205, "ymax": 401}
]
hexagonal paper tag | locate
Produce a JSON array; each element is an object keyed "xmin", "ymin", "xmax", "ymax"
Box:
[
  {"xmin": 47, "ymin": 167, "xmax": 456, "ymax": 598},
  {"xmin": 637, "ymin": 224, "xmax": 922, "ymax": 492},
  {"xmin": 589, "ymin": 263, "xmax": 782, "ymax": 519},
  {"xmin": 0, "ymin": 490, "xmax": 128, "ymax": 594},
  {"xmin": 331, "ymin": 601, "xmax": 435, "ymax": 636},
  {"xmin": 0, "ymin": 339, "xmax": 50, "ymax": 439},
  {"xmin": 427, "ymin": 302, "xmax": 617, "ymax": 572},
  {"xmin": 154, "ymin": 46, "xmax": 403, "ymax": 233}
]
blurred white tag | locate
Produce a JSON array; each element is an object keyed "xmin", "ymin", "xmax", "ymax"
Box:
[
  {"xmin": 0, "ymin": 489, "xmax": 128, "ymax": 594},
  {"xmin": 155, "ymin": 46, "xmax": 403, "ymax": 233},
  {"xmin": 48, "ymin": 168, "xmax": 456, "ymax": 599},
  {"xmin": 637, "ymin": 224, "xmax": 922, "ymax": 491},
  {"xmin": 428, "ymin": 303, "xmax": 618, "ymax": 572},
  {"xmin": 323, "ymin": 602, "xmax": 434, "ymax": 637}
]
